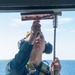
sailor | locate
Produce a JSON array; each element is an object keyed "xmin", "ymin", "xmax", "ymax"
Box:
[{"xmin": 6, "ymin": 20, "xmax": 61, "ymax": 75}]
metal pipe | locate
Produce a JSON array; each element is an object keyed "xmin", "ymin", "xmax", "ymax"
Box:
[{"xmin": 53, "ymin": 13, "xmax": 57, "ymax": 75}]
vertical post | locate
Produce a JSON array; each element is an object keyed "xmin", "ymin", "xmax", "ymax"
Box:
[
  {"xmin": 53, "ymin": 13, "xmax": 57, "ymax": 61},
  {"xmin": 53, "ymin": 13, "xmax": 57, "ymax": 75}
]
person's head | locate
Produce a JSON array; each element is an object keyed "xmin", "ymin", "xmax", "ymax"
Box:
[
  {"xmin": 33, "ymin": 32, "xmax": 45, "ymax": 53},
  {"xmin": 25, "ymin": 31, "xmax": 52, "ymax": 54},
  {"xmin": 25, "ymin": 31, "xmax": 45, "ymax": 53}
]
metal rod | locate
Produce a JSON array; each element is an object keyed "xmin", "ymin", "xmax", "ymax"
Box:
[
  {"xmin": 53, "ymin": 13, "xmax": 57, "ymax": 75},
  {"xmin": 53, "ymin": 13, "xmax": 57, "ymax": 61}
]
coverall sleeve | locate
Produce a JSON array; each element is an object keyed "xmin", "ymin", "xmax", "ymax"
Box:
[{"xmin": 10, "ymin": 41, "xmax": 33, "ymax": 71}]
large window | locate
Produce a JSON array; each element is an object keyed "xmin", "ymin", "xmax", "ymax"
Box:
[{"xmin": 0, "ymin": 11, "xmax": 75, "ymax": 75}]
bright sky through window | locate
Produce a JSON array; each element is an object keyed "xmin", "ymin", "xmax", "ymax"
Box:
[{"xmin": 0, "ymin": 11, "xmax": 75, "ymax": 60}]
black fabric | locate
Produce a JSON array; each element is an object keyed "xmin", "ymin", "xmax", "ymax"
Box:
[{"xmin": 43, "ymin": 42, "xmax": 52, "ymax": 54}]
